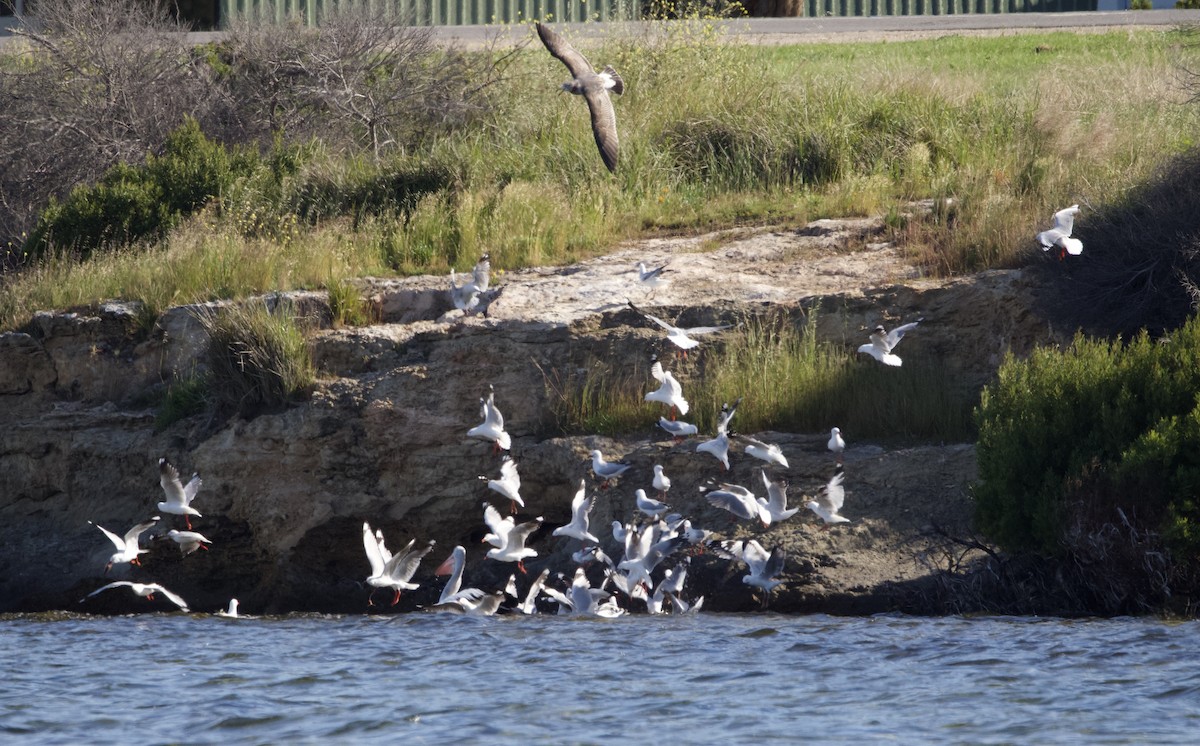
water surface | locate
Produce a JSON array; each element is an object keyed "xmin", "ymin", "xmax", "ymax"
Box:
[{"xmin": 3, "ymin": 613, "xmax": 1197, "ymax": 744}]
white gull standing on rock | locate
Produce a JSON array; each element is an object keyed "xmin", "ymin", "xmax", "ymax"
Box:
[
  {"xmin": 658, "ymin": 416, "xmax": 698, "ymax": 440},
  {"xmin": 590, "ymin": 449, "xmax": 632, "ymax": 486},
  {"xmin": 652, "ymin": 464, "xmax": 671, "ymax": 498},
  {"xmin": 828, "ymin": 427, "xmax": 845, "ymax": 465},
  {"xmin": 858, "ymin": 319, "xmax": 923, "ymax": 367},
  {"xmin": 90, "ymin": 516, "xmax": 159, "ymax": 573},
  {"xmin": 634, "ymin": 488, "xmax": 670, "ymax": 520}
]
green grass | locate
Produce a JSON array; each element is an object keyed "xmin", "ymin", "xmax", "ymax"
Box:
[
  {"xmin": 542, "ymin": 310, "xmax": 975, "ymax": 442},
  {"xmin": 2, "ymin": 26, "xmax": 1197, "ymax": 331}
]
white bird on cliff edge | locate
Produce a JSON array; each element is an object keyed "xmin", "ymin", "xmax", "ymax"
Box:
[
  {"xmin": 81, "ymin": 581, "xmax": 190, "ymax": 612},
  {"xmin": 1036, "ymin": 204, "xmax": 1083, "ymax": 260},
  {"xmin": 828, "ymin": 427, "xmax": 845, "ymax": 465},
  {"xmin": 590, "ymin": 449, "xmax": 632, "ymax": 486},
  {"xmin": 552, "ymin": 479, "xmax": 600, "ymax": 544},
  {"xmin": 90, "ymin": 516, "xmax": 159, "ymax": 573},
  {"xmin": 658, "ymin": 416, "xmax": 698, "ymax": 441},
  {"xmin": 468, "ymin": 386, "xmax": 511, "ymax": 453},
  {"xmin": 158, "ymin": 457, "xmax": 202, "ymax": 530},
  {"xmin": 857, "ymin": 319, "xmax": 923, "ymax": 367},
  {"xmin": 635, "ymin": 488, "xmax": 670, "ymax": 520},
  {"xmin": 652, "ymin": 464, "xmax": 671, "ymax": 498},
  {"xmin": 450, "ymin": 254, "xmax": 491, "ymax": 313},
  {"xmin": 807, "ymin": 471, "xmax": 850, "ymax": 527}
]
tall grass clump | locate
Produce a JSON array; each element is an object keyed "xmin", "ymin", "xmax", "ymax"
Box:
[
  {"xmin": 201, "ymin": 302, "xmax": 315, "ymax": 416},
  {"xmin": 975, "ymin": 315, "xmax": 1200, "ymax": 583},
  {"xmin": 543, "ymin": 309, "xmax": 974, "ymax": 440}
]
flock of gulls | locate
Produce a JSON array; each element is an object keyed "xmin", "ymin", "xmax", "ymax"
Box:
[{"xmin": 74, "ymin": 23, "xmax": 1085, "ymax": 619}]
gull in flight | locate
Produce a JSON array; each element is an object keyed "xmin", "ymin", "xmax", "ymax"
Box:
[
  {"xmin": 482, "ymin": 503, "xmax": 543, "ymax": 573},
  {"xmin": 167, "ymin": 529, "xmax": 211, "ymax": 556},
  {"xmin": 616, "ymin": 528, "xmax": 686, "ymax": 593},
  {"xmin": 807, "ymin": 471, "xmax": 850, "ymax": 527},
  {"xmin": 627, "ymin": 301, "xmax": 734, "ymax": 353},
  {"xmin": 449, "ymin": 254, "xmax": 491, "ymax": 313},
  {"xmin": 652, "ymin": 464, "xmax": 671, "ymax": 499},
  {"xmin": 81, "ymin": 581, "xmax": 190, "ymax": 612},
  {"xmin": 658, "ymin": 416, "xmax": 698, "ymax": 441},
  {"xmin": 158, "ymin": 457, "xmax": 202, "ymax": 530},
  {"xmin": 828, "ymin": 427, "xmax": 845, "ymax": 466},
  {"xmin": 90, "ymin": 516, "xmax": 159, "ymax": 573},
  {"xmin": 1036, "ymin": 204, "xmax": 1083, "ymax": 260},
  {"xmin": 736, "ymin": 540, "xmax": 787, "ymax": 606},
  {"xmin": 635, "ymin": 488, "xmax": 670, "ymax": 520},
  {"xmin": 696, "ymin": 431, "xmax": 731, "ymax": 470},
  {"xmin": 716, "ymin": 397, "xmax": 742, "ymax": 435},
  {"xmin": 481, "ymin": 455, "xmax": 524, "ymax": 514},
  {"xmin": 535, "ymin": 22, "xmax": 624, "ymax": 173},
  {"xmin": 552, "ymin": 479, "xmax": 600, "ymax": 544},
  {"xmin": 704, "ymin": 482, "xmax": 769, "ymax": 526},
  {"xmin": 467, "ymin": 386, "xmax": 512, "ymax": 453},
  {"xmin": 735, "ymin": 434, "xmax": 789, "ymax": 468},
  {"xmin": 362, "ymin": 522, "xmax": 435, "ymax": 606},
  {"xmin": 645, "ymin": 355, "xmax": 689, "ymax": 419},
  {"xmin": 757, "ymin": 469, "xmax": 800, "ymax": 524},
  {"xmin": 858, "ymin": 319, "xmax": 923, "ymax": 367},
  {"xmin": 568, "ymin": 567, "xmax": 626, "ymax": 618},
  {"xmin": 590, "ymin": 449, "xmax": 631, "ymax": 487},
  {"xmin": 636, "ymin": 262, "xmax": 670, "ymax": 296}
]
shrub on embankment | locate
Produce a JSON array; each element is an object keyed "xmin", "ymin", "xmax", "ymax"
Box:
[{"xmin": 974, "ymin": 316, "xmax": 1200, "ymax": 612}]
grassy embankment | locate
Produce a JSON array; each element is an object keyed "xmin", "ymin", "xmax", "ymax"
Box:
[{"xmin": 1, "ymin": 25, "xmax": 1196, "ymax": 440}]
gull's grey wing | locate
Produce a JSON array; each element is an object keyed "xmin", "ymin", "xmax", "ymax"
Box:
[
  {"xmin": 584, "ymin": 89, "xmax": 619, "ymax": 173},
  {"xmin": 82, "ymin": 581, "xmax": 131, "ymax": 601},
  {"xmin": 824, "ymin": 472, "xmax": 846, "ymax": 512},
  {"xmin": 682, "ymin": 323, "xmax": 734, "ymax": 336},
  {"xmin": 763, "ymin": 547, "xmax": 786, "ymax": 579},
  {"xmin": 535, "ymin": 22, "xmax": 594, "ymax": 79},
  {"xmin": 1051, "ymin": 204, "xmax": 1079, "ymax": 233},
  {"xmin": 387, "ymin": 540, "xmax": 435, "ymax": 583},
  {"xmin": 90, "ymin": 522, "xmax": 125, "ymax": 551},
  {"xmin": 153, "ymin": 584, "xmax": 191, "ymax": 612},
  {"xmin": 885, "ymin": 318, "xmax": 923, "ymax": 348},
  {"xmin": 123, "ymin": 517, "xmax": 159, "ymax": 546},
  {"xmin": 706, "ymin": 490, "xmax": 759, "ymax": 521}
]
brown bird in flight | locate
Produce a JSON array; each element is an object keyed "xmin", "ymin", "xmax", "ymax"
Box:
[{"xmin": 535, "ymin": 22, "xmax": 624, "ymax": 173}]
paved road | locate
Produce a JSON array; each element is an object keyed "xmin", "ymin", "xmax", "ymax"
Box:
[{"xmin": 2, "ymin": 9, "xmax": 1197, "ymax": 45}]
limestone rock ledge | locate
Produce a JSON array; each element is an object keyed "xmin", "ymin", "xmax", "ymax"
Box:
[{"xmin": 0, "ymin": 218, "xmax": 1063, "ymax": 615}]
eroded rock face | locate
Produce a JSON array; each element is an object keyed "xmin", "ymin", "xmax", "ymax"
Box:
[{"xmin": 0, "ymin": 218, "xmax": 1061, "ymax": 615}]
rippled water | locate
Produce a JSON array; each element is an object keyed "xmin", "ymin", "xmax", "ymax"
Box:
[{"xmin": 3, "ymin": 613, "xmax": 1198, "ymax": 744}]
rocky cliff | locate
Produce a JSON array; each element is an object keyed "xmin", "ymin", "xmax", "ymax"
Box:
[{"xmin": 0, "ymin": 216, "xmax": 1066, "ymax": 615}]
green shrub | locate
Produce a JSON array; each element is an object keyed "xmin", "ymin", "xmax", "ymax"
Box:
[
  {"xmin": 200, "ymin": 301, "xmax": 315, "ymax": 416},
  {"xmin": 156, "ymin": 373, "xmax": 209, "ymax": 429},
  {"xmin": 975, "ymin": 315, "xmax": 1200, "ymax": 561},
  {"xmin": 26, "ymin": 119, "xmax": 261, "ymax": 258}
]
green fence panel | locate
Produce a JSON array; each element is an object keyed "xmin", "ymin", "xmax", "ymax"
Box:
[{"xmin": 220, "ymin": 0, "xmax": 638, "ymax": 25}]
